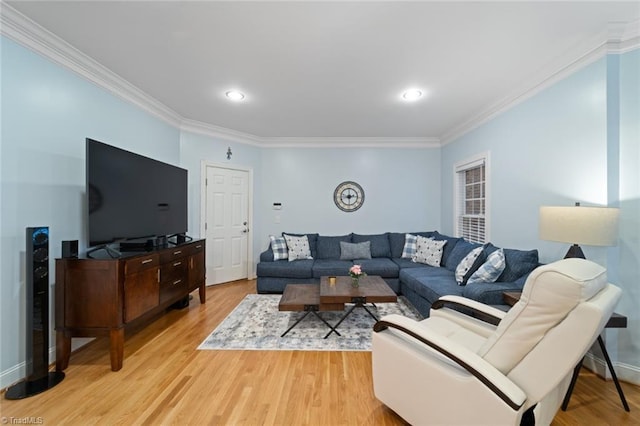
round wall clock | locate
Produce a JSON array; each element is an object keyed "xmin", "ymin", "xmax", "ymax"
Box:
[{"xmin": 334, "ymin": 181, "xmax": 365, "ymax": 212}]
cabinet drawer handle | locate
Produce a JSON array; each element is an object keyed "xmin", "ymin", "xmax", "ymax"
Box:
[
  {"xmin": 195, "ymin": 245, "xmax": 202, "ymax": 249},
  {"xmin": 173, "ymin": 250, "xmax": 182, "ymax": 255},
  {"xmin": 173, "ymin": 261, "xmax": 182, "ymax": 267},
  {"xmin": 141, "ymin": 259, "xmax": 153, "ymax": 264},
  {"xmin": 172, "ymin": 279, "xmax": 182, "ymax": 285}
]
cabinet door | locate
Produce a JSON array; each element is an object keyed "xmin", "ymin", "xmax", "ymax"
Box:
[
  {"xmin": 189, "ymin": 243, "xmax": 206, "ymax": 291},
  {"xmin": 124, "ymin": 267, "xmax": 159, "ymax": 323}
]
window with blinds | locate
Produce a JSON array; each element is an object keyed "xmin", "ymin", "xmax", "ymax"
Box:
[{"xmin": 455, "ymin": 155, "xmax": 488, "ymax": 244}]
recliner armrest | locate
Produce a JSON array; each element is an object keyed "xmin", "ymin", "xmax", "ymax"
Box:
[
  {"xmin": 373, "ymin": 314, "xmax": 526, "ymax": 410},
  {"xmin": 432, "ymin": 295, "xmax": 506, "ymax": 325}
]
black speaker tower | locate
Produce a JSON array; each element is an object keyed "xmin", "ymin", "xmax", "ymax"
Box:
[{"xmin": 5, "ymin": 227, "xmax": 64, "ymax": 399}]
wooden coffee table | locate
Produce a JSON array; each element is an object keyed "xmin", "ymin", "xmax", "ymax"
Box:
[
  {"xmin": 319, "ymin": 275, "xmax": 397, "ymax": 338},
  {"xmin": 278, "ymin": 284, "xmax": 342, "ymax": 337}
]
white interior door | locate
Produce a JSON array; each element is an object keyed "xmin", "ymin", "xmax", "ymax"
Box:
[{"xmin": 205, "ymin": 166, "xmax": 249, "ymax": 284}]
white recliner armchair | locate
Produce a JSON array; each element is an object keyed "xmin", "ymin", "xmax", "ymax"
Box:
[{"xmin": 372, "ymin": 258, "xmax": 621, "ymax": 425}]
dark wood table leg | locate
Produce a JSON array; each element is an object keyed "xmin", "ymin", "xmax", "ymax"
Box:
[
  {"xmin": 562, "ymin": 336, "xmax": 630, "ymax": 412},
  {"xmin": 56, "ymin": 331, "xmax": 71, "ymax": 371},
  {"xmin": 198, "ymin": 282, "xmax": 206, "ymax": 304},
  {"xmin": 109, "ymin": 328, "xmax": 124, "ymax": 371},
  {"xmin": 597, "ymin": 335, "xmax": 630, "ymax": 411}
]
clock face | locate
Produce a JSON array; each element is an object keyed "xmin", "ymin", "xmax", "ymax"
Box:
[{"xmin": 334, "ymin": 181, "xmax": 365, "ymax": 212}]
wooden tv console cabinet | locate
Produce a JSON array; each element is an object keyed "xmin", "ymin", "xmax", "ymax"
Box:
[{"xmin": 55, "ymin": 240, "xmax": 206, "ymax": 372}]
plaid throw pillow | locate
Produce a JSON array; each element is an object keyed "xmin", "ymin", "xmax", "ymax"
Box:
[
  {"xmin": 269, "ymin": 235, "xmax": 288, "ymax": 261},
  {"xmin": 467, "ymin": 249, "xmax": 506, "ymax": 284},
  {"xmin": 401, "ymin": 234, "xmax": 418, "ymax": 258}
]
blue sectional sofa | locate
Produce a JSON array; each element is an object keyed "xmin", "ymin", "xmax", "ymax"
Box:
[{"xmin": 257, "ymin": 231, "xmax": 540, "ymax": 317}]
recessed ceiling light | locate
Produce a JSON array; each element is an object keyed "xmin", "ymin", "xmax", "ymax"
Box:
[
  {"xmin": 225, "ymin": 90, "xmax": 245, "ymax": 101},
  {"xmin": 402, "ymin": 89, "xmax": 423, "ymax": 101}
]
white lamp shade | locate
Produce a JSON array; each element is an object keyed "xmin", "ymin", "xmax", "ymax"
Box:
[{"xmin": 539, "ymin": 206, "xmax": 619, "ymax": 246}]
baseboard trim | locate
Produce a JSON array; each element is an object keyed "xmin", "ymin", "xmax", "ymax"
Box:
[
  {"xmin": 583, "ymin": 352, "xmax": 640, "ymax": 386},
  {"xmin": 1, "ymin": 339, "xmax": 94, "ymax": 389}
]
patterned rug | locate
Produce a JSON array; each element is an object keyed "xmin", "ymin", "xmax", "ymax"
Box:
[{"xmin": 198, "ymin": 294, "xmax": 422, "ymax": 351}]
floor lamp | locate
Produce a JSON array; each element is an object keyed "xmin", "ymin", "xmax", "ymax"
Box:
[{"xmin": 539, "ymin": 203, "xmax": 619, "ymax": 258}]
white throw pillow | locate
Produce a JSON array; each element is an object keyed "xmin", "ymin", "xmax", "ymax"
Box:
[
  {"xmin": 283, "ymin": 234, "xmax": 313, "ymax": 261},
  {"xmin": 412, "ymin": 236, "xmax": 446, "ymax": 267},
  {"xmin": 455, "ymin": 246, "xmax": 484, "ymax": 285},
  {"xmin": 468, "ymin": 249, "xmax": 506, "ymax": 284}
]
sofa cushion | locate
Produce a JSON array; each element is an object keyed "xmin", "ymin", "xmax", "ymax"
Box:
[
  {"xmin": 357, "ymin": 258, "xmax": 400, "ymax": 278},
  {"xmin": 257, "ymin": 259, "xmax": 314, "ymax": 279},
  {"xmin": 282, "ymin": 233, "xmax": 319, "ymax": 258},
  {"xmin": 462, "ymin": 277, "xmax": 527, "ymax": 305},
  {"xmin": 316, "ymin": 234, "xmax": 352, "ymax": 259},
  {"xmin": 455, "ymin": 246, "xmax": 485, "ymax": 285},
  {"xmin": 498, "ymin": 247, "xmax": 539, "ymax": 282},
  {"xmin": 446, "ymin": 240, "xmax": 483, "ymax": 272},
  {"xmin": 399, "ymin": 267, "xmax": 462, "ymax": 303},
  {"xmin": 283, "ymin": 234, "xmax": 313, "ymax": 261},
  {"xmin": 312, "ymin": 259, "xmax": 354, "ymax": 278},
  {"xmin": 467, "ymin": 248, "xmax": 506, "ymax": 284},
  {"xmin": 412, "ymin": 236, "xmax": 446, "ymax": 267},
  {"xmin": 432, "ymin": 232, "xmax": 462, "ymax": 268},
  {"xmin": 340, "ymin": 241, "xmax": 372, "ymax": 260},
  {"xmin": 269, "ymin": 235, "xmax": 288, "ymax": 261},
  {"xmin": 388, "ymin": 233, "xmax": 407, "ymax": 258},
  {"xmin": 392, "ymin": 258, "xmax": 430, "ymax": 269},
  {"xmin": 352, "ymin": 233, "xmax": 391, "ymax": 258}
]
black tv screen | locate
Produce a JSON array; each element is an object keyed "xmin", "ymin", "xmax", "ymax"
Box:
[{"xmin": 87, "ymin": 138, "xmax": 188, "ymax": 247}]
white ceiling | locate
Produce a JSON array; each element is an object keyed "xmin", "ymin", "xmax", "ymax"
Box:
[{"xmin": 4, "ymin": 1, "xmax": 640, "ymax": 145}]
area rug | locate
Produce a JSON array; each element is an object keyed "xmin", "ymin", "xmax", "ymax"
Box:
[{"xmin": 198, "ymin": 294, "xmax": 422, "ymax": 351}]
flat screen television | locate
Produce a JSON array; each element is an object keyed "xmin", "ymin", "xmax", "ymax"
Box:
[{"xmin": 86, "ymin": 138, "xmax": 188, "ymax": 248}]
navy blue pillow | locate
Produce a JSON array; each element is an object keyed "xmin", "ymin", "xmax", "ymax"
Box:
[
  {"xmin": 352, "ymin": 233, "xmax": 391, "ymax": 258},
  {"xmin": 498, "ymin": 248, "xmax": 539, "ymax": 282},
  {"xmin": 388, "ymin": 233, "xmax": 407, "ymax": 258},
  {"xmin": 445, "ymin": 239, "xmax": 483, "ymax": 272},
  {"xmin": 432, "ymin": 232, "xmax": 462, "ymax": 268},
  {"xmin": 316, "ymin": 234, "xmax": 352, "ymax": 259}
]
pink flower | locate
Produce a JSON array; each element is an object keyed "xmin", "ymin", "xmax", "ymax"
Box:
[{"xmin": 349, "ymin": 264, "xmax": 365, "ymax": 278}]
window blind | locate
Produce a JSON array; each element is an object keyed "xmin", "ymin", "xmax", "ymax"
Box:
[{"xmin": 456, "ymin": 160, "xmax": 486, "ymax": 244}]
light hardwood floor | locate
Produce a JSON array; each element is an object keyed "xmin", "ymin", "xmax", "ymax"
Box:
[{"xmin": 1, "ymin": 280, "xmax": 638, "ymax": 425}]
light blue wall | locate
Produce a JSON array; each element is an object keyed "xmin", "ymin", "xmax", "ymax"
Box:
[
  {"xmin": 0, "ymin": 37, "xmax": 180, "ymax": 386},
  {"xmin": 441, "ymin": 52, "xmax": 639, "ymax": 383},
  {"xmin": 257, "ymin": 147, "xmax": 441, "ymax": 252},
  {"xmin": 441, "ymin": 58, "xmax": 608, "ymax": 262},
  {"xmin": 618, "ymin": 49, "xmax": 640, "ymax": 371},
  {"xmin": 179, "ymin": 131, "xmax": 263, "ymax": 269}
]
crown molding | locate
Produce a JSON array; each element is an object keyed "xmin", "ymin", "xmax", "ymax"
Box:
[
  {"xmin": 1, "ymin": 3, "xmax": 439, "ymax": 149},
  {"xmin": 441, "ymin": 21, "xmax": 640, "ymax": 145},
  {"xmin": 257, "ymin": 136, "xmax": 440, "ymax": 149},
  {"xmin": 181, "ymin": 119, "xmax": 439, "ymax": 148},
  {"xmin": 0, "ymin": 4, "xmax": 183, "ymax": 128},
  {"xmin": 180, "ymin": 119, "xmax": 264, "ymax": 146},
  {"xmin": 3, "ymin": 4, "xmax": 637, "ymax": 150}
]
